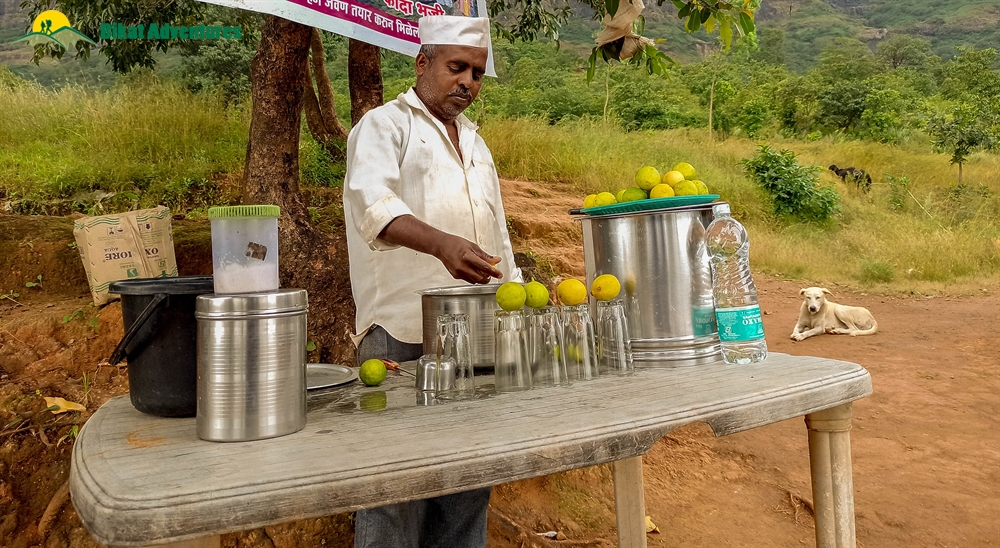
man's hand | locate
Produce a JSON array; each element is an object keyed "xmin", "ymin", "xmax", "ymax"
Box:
[
  {"xmin": 436, "ymin": 234, "xmax": 503, "ymax": 285},
  {"xmin": 378, "ymin": 215, "xmax": 503, "ymax": 284}
]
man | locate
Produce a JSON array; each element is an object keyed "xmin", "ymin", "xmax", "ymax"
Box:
[{"xmin": 343, "ymin": 15, "xmax": 522, "ymax": 548}]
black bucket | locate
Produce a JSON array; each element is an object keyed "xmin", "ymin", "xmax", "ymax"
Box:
[{"xmin": 108, "ymin": 276, "xmax": 214, "ymax": 417}]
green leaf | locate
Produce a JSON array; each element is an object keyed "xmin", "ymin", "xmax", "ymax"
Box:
[
  {"xmin": 678, "ymin": 3, "xmax": 691, "ymax": 18},
  {"xmin": 306, "ymin": 341, "xmax": 317, "ymax": 352},
  {"xmin": 587, "ymin": 49, "xmax": 599, "ymax": 84},
  {"xmin": 606, "ymin": 0, "xmax": 620, "ymax": 17},
  {"xmin": 720, "ymin": 17, "xmax": 732, "ymax": 51},
  {"xmin": 670, "ymin": 0, "xmax": 686, "ymax": 8},
  {"xmin": 704, "ymin": 14, "xmax": 716, "ymax": 33},
  {"xmin": 700, "ymin": 7, "xmax": 711, "ymax": 23},
  {"xmin": 739, "ymin": 11, "xmax": 756, "ymax": 35},
  {"xmin": 685, "ymin": 13, "xmax": 701, "ymax": 32}
]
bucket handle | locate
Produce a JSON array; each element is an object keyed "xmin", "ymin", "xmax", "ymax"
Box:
[{"xmin": 109, "ymin": 293, "xmax": 168, "ymax": 365}]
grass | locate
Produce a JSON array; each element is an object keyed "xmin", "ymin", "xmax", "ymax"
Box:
[{"xmin": 481, "ymin": 117, "xmax": 1000, "ymax": 294}]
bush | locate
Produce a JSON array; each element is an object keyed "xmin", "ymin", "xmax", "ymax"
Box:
[{"xmin": 742, "ymin": 144, "xmax": 841, "ymax": 223}]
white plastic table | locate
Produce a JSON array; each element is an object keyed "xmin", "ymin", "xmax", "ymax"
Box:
[{"xmin": 70, "ymin": 353, "xmax": 872, "ymax": 548}]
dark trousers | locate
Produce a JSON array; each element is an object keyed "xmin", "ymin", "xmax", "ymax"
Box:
[{"xmin": 354, "ymin": 325, "xmax": 491, "ymax": 548}]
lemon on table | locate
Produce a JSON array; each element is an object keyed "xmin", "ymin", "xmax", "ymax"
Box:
[
  {"xmin": 662, "ymin": 171, "xmax": 686, "ymax": 187},
  {"xmin": 556, "ymin": 278, "xmax": 588, "ymax": 306},
  {"xmin": 360, "ymin": 359, "xmax": 387, "ymax": 386},
  {"xmin": 496, "ymin": 282, "xmax": 527, "ymax": 311},
  {"xmin": 649, "ymin": 184, "xmax": 675, "ymax": 199},
  {"xmin": 591, "ymin": 274, "xmax": 621, "ymax": 301},
  {"xmin": 672, "ymin": 162, "xmax": 697, "ymax": 180},
  {"xmin": 524, "ymin": 281, "xmax": 550, "ymax": 308},
  {"xmin": 674, "ymin": 180, "xmax": 699, "ymax": 196},
  {"xmin": 583, "ymin": 194, "xmax": 598, "ymax": 209},
  {"xmin": 692, "ymin": 180, "xmax": 709, "ymax": 195},
  {"xmin": 635, "ymin": 166, "xmax": 661, "ymax": 191},
  {"xmin": 593, "ymin": 192, "xmax": 617, "ymax": 207},
  {"xmin": 621, "ymin": 187, "xmax": 648, "ymax": 203}
]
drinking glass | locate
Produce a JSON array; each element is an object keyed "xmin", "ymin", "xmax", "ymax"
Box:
[
  {"xmin": 597, "ymin": 299, "xmax": 633, "ymax": 375},
  {"xmin": 436, "ymin": 313, "xmax": 474, "ymax": 400},
  {"xmin": 494, "ymin": 310, "xmax": 532, "ymax": 392},
  {"xmin": 527, "ymin": 306, "xmax": 571, "ymax": 388},
  {"xmin": 562, "ymin": 304, "xmax": 600, "ymax": 381}
]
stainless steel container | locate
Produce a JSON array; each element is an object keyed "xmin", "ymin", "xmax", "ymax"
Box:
[
  {"xmin": 195, "ymin": 289, "xmax": 308, "ymax": 442},
  {"xmin": 580, "ymin": 204, "xmax": 722, "ymax": 366},
  {"xmin": 419, "ymin": 284, "xmax": 500, "ymax": 369}
]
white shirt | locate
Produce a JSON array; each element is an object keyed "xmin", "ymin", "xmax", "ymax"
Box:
[{"xmin": 344, "ymin": 88, "xmax": 522, "ymax": 344}]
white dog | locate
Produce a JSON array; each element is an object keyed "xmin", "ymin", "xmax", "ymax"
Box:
[{"xmin": 791, "ymin": 287, "xmax": 878, "ymax": 341}]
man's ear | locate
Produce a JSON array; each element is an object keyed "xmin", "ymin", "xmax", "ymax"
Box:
[{"xmin": 414, "ymin": 52, "xmax": 430, "ymax": 77}]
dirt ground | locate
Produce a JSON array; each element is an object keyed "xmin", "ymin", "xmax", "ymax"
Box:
[{"xmin": 1, "ymin": 179, "xmax": 998, "ymax": 548}]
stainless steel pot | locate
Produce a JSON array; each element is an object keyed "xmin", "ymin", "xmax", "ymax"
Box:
[
  {"xmin": 195, "ymin": 289, "xmax": 308, "ymax": 442},
  {"xmin": 419, "ymin": 284, "xmax": 501, "ymax": 369},
  {"xmin": 580, "ymin": 204, "xmax": 722, "ymax": 366}
]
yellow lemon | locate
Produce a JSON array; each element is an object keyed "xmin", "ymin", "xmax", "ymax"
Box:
[
  {"xmin": 649, "ymin": 183, "xmax": 675, "ymax": 199},
  {"xmin": 496, "ymin": 282, "xmax": 526, "ymax": 311},
  {"xmin": 590, "ymin": 274, "xmax": 621, "ymax": 301},
  {"xmin": 556, "ymin": 278, "xmax": 587, "ymax": 306},
  {"xmin": 692, "ymin": 180, "xmax": 709, "ymax": 195},
  {"xmin": 583, "ymin": 194, "xmax": 597, "ymax": 208},
  {"xmin": 635, "ymin": 166, "xmax": 661, "ymax": 191},
  {"xmin": 672, "ymin": 162, "xmax": 697, "ymax": 179},
  {"xmin": 621, "ymin": 187, "xmax": 648, "ymax": 202},
  {"xmin": 524, "ymin": 281, "xmax": 550, "ymax": 308},
  {"xmin": 674, "ymin": 180, "xmax": 699, "ymax": 196},
  {"xmin": 359, "ymin": 359, "xmax": 387, "ymax": 386},
  {"xmin": 594, "ymin": 192, "xmax": 617, "ymax": 207},
  {"xmin": 662, "ymin": 170, "xmax": 686, "ymax": 187}
]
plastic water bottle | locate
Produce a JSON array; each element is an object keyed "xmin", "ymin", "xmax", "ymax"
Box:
[{"xmin": 706, "ymin": 203, "xmax": 767, "ymax": 364}]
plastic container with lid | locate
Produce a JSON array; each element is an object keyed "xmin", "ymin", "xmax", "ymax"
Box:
[{"xmin": 208, "ymin": 205, "xmax": 280, "ymax": 294}]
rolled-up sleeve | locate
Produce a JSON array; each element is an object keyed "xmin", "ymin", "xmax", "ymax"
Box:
[{"xmin": 345, "ymin": 111, "xmax": 413, "ymax": 251}]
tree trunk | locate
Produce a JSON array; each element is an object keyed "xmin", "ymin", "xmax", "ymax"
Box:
[
  {"xmin": 958, "ymin": 162, "xmax": 963, "ymax": 184},
  {"xmin": 302, "ymin": 28, "xmax": 349, "ymax": 158},
  {"xmin": 348, "ymin": 39, "xmax": 384, "ymax": 125},
  {"xmin": 244, "ymin": 15, "xmax": 356, "ymax": 365}
]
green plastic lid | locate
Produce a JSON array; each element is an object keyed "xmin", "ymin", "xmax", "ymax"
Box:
[{"xmin": 208, "ymin": 205, "xmax": 281, "ymax": 218}]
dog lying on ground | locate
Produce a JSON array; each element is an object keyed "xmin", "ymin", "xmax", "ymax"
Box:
[
  {"xmin": 791, "ymin": 287, "xmax": 878, "ymax": 341},
  {"xmin": 828, "ymin": 165, "xmax": 872, "ymax": 192}
]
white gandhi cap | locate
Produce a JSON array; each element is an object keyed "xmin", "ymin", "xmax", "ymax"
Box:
[{"xmin": 418, "ymin": 15, "xmax": 491, "ymax": 49}]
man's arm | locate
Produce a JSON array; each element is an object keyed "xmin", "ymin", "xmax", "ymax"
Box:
[{"xmin": 379, "ymin": 215, "xmax": 502, "ymax": 285}]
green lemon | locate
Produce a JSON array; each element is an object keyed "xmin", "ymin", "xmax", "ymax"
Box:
[
  {"xmin": 621, "ymin": 187, "xmax": 648, "ymax": 203},
  {"xmin": 583, "ymin": 194, "xmax": 598, "ymax": 209},
  {"xmin": 692, "ymin": 180, "xmax": 709, "ymax": 195},
  {"xmin": 556, "ymin": 278, "xmax": 588, "ymax": 306},
  {"xmin": 359, "ymin": 359, "xmax": 387, "ymax": 387},
  {"xmin": 594, "ymin": 192, "xmax": 617, "ymax": 207},
  {"xmin": 496, "ymin": 282, "xmax": 527, "ymax": 311},
  {"xmin": 674, "ymin": 180, "xmax": 699, "ymax": 196},
  {"xmin": 650, "ymin": 184, "xmax": 675, "ymax": 199},
  {"xmin": 616, "ymin": 189, "xmax": 627, "ymax": 203},
  {"xmin": 672, "ymin": 162, "xmax": 697, "ymax": 180},
  {"xmin": 524, "ymin": 281, "xmax": 550, "ymax": 308},
  {"xmin": 635, "ymin": 166, "xmax": 661, "ymax": 191},
  {"xmin": 359, "ymin": 391, "xmax": 387, "ymax": 411},
  {"xmin": 591, "ymin": 274, "xmax": 621, "ymax": 301}
]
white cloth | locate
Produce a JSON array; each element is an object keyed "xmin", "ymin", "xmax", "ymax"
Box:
[
  {"xmin": 418, "ymin": 15, "xmax": 491, "ymax": 49},
  {"xmin": 344, "ymin": 88, "xmax": 522, "ymax": 344}
]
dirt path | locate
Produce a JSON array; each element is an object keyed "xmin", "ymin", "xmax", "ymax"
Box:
[{"xmin": 2, "ymin": 179, "xmax": 999, "ymax": 547}]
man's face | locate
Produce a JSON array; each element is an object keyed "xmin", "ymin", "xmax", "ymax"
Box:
[{"xmin": 414, "ymin": 45, "xmax": 488, "ymax": 122}]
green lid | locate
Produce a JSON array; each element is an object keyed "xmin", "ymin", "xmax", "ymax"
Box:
[{"xmin": 208, "ymin": 205, "xmax": 281, "ymax": 218}]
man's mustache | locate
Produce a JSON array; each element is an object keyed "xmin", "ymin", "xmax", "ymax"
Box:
[{"xmin": 448, "ymin": 89, "xmax": 472, "ymax": 100}]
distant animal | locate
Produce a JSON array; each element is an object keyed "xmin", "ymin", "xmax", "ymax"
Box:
[
  {"xmin": 791, "ymin": 287, "xmax": 878, "ymax": 341},
  {"xmin": 828, "ymin": 165, "xmax": 872, "ymax": 192}
]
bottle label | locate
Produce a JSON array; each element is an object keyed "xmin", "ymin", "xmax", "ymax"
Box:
[
  {"xmin": 692, "ymin": 306, "xmax": 718, "ymax": 337},
  {"xmin": 715, "ymin": 305, "xmax": 765, "ymax": 342}
]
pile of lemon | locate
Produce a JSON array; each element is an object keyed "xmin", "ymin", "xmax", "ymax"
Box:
[
  {"xmin": 583, "ymin": 163, "xmax": 710, "ymax": 208},
  {"xmin": 494, "ymin": 275, "xmax": 622, "ymax": 311}
]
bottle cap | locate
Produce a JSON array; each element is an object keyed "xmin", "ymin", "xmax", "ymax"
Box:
[
  {"xmin": 208, "ymin": 205, "xmax": 281, "ymax": 218},
  {"xmin": 712, "ymin": 203, "xmax": 731, "ymax": 216}
]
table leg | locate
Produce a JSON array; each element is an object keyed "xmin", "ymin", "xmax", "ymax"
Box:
[
  {"xmin": 136, "ymin": 536, "xmax": 221, "ymax": 548},
  {"xmin": 805, "ymin": 402, "xmax": 857, "ymax": 548},
  {"xmin": 613, "ymin": 456, "xmax": 647, "ymax": 548}
]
